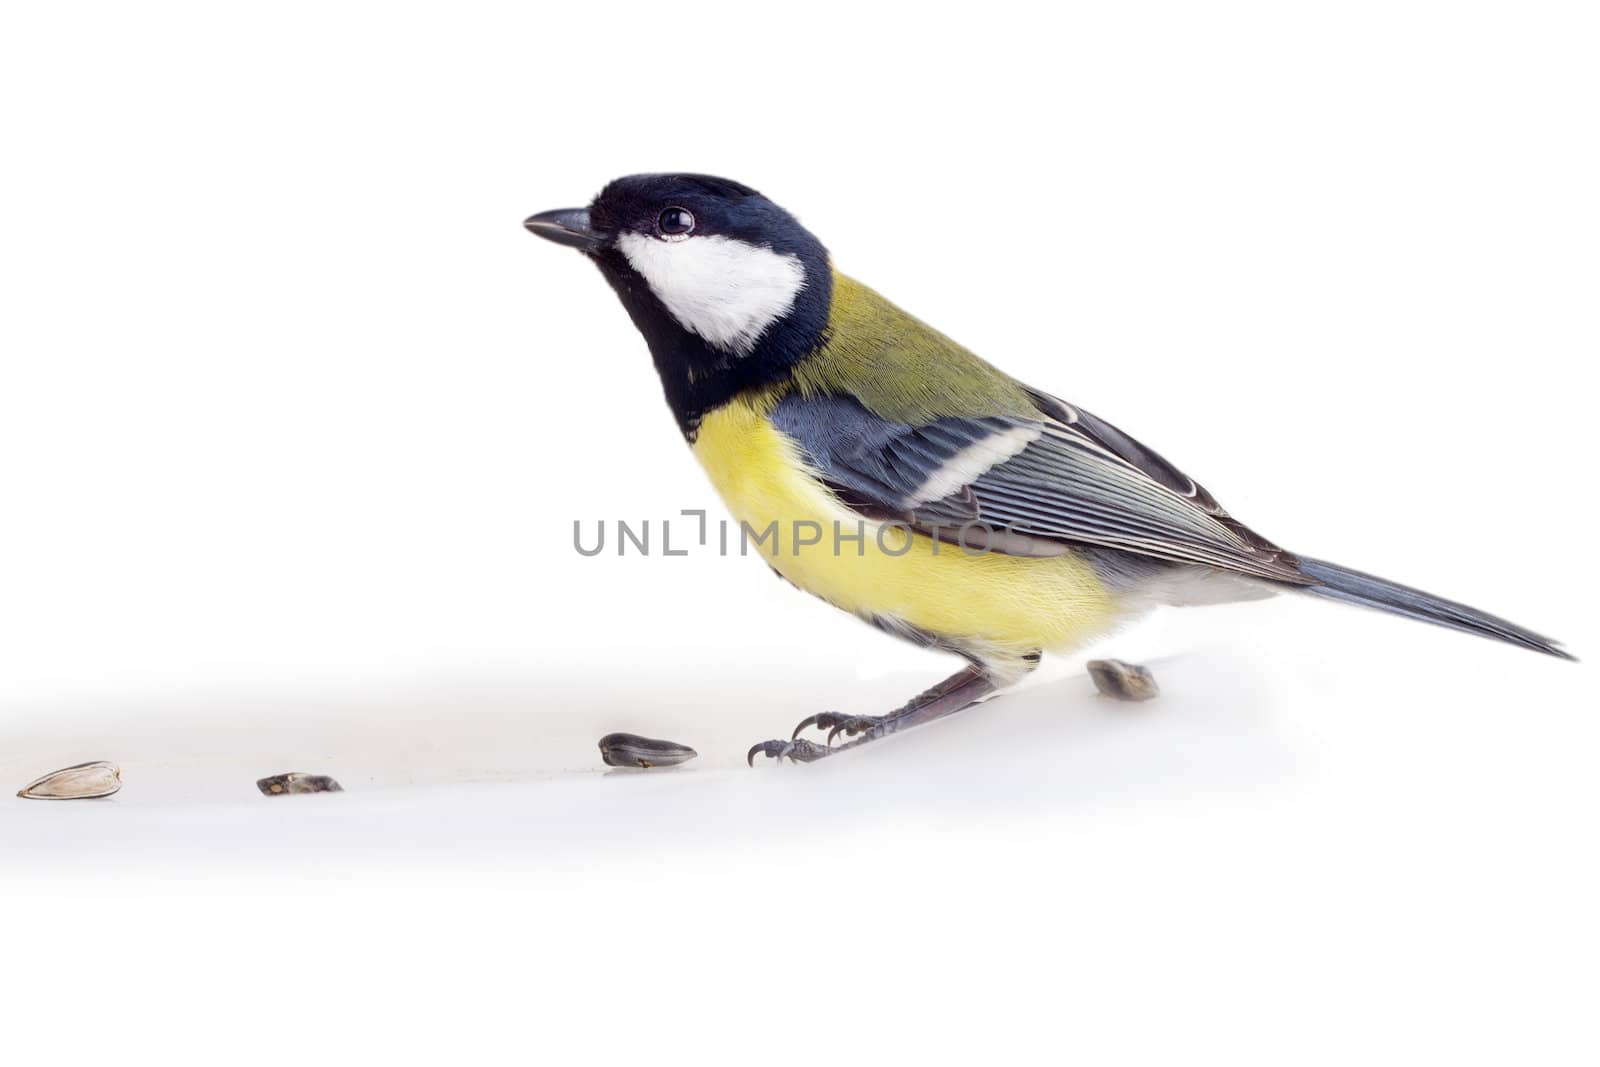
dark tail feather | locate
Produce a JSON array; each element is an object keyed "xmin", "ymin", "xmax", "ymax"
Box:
[{"xmin": 1297, "ymin": 557, "xmax": 1574, "ymax": 660}]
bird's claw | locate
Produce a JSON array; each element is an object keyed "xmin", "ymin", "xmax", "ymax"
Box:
[
  {"xmin": 754, "ymin": 711, "xmax": 897, "ymax": 765},
  {"xmin": 791, "ymin": 711, "xmax": 888, "ymax": 745},
  {"xmin": 746, "ymin": 738, "xmax": 831, "ymax": 766},
  {"xmin": 789, "ymin": 713, "xmax": 831, "ymax": 740},
  {"xmin": 825, "ymin": 714, "xmax": 888, "ymax": 745}
]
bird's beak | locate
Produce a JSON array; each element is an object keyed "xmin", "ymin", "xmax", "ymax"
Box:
[{"xmin": 523, "ymin": 207, "xmax": 604, "ymax": 251}]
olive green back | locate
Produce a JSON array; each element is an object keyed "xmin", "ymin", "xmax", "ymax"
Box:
[{"xmin": 787, "ymin": 272, "xmax": 1039, "ymax": 424}]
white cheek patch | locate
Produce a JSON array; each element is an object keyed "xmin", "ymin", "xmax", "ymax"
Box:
[{"xmin": 616, "ymin": 231, "xmax": 807, "ymax": 356}]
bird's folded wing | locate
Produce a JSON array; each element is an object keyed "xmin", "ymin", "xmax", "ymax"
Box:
[{"xmin": 769, "ymin": 389, "xmax": 1309, "ymax": 584}]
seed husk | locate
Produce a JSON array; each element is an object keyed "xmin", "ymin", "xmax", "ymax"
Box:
[
  {"xmin": 598, "ymin": 732, "xmax": 698, "ymax": 769},
  {"xmin": 17, "ymin": 760, "xmax": 122, "ymax": 800},
  {"xmin": 256, "ymin": 772, "xmax": 344, "ymax": 796},
  {"xmin": 1086, "ymin": 659, "xmax": 1160, "ymax": 702}
]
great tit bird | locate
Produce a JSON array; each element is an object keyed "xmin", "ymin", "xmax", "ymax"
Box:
[{"xmin": 525, "ymin": 174, "xmax": 1571, "ymax": 764}]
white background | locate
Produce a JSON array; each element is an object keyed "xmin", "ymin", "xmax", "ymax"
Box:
[{"xmin": 1, "ymin": 1, "xmax": 1595, "ymax": 1062}]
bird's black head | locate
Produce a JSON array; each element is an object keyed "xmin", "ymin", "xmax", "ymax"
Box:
[{"xmin": 525, "ymin": 174, "xmax": 831, "ymax": 437}]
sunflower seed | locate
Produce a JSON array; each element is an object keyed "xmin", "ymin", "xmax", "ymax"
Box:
[
  {"xmin": 598, "ymin": 732, "xmax": 697, "ymax": 769},
  {"xmin": 256, "ymin": 772, "xmax": 344, "ymax": 796},
  {"xmin": 17, "ymin": 760, "xmax": 122, "ymax": 800},
  {"xmin": 1086, "ymin": 659, "xmax": 1160, "ymax": 702}
]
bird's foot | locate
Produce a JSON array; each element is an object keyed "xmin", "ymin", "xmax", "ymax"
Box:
[
  {"xmin": 746, "ymin": 738, "xmax": 833, "ymax": 766},
  {"xmin": 790, "ymin": 711, "xmax": 891, "ymax": 745}
]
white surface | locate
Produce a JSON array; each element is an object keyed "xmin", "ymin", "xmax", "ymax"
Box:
[{"xmin": 1, "ymin": 0, "xmax": 1596, "ymax": 1063}]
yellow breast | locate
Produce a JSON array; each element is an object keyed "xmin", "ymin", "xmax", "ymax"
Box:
[{"xmin": 691, "ymin": 396, "xmax": 1120, "ymax": 672}]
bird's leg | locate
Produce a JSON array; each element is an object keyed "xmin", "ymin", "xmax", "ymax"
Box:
[
  {"xmin": 748, "ymin": 665, "xmax": 999, "ymax": 765},
  {"xmin": 789, "ymin": 666, "xmax": 994, "ymax": 744}
]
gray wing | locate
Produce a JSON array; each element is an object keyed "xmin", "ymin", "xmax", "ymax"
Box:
[{"xmin": 769, "ymin": 389, "xmax": 1309, "ymax": 584}]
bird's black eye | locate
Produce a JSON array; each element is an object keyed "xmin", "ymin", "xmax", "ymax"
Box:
[{"xmin": 657, "ymin": 207, "xmax": 695, "ymax": 239}]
